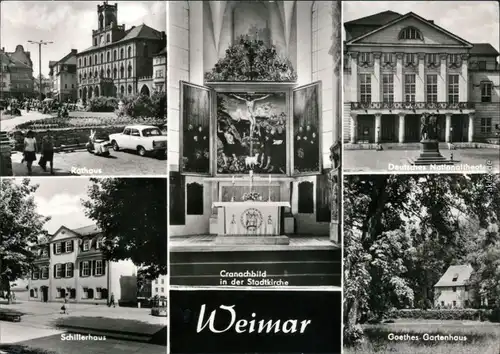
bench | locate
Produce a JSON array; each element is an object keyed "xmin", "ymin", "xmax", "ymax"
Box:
[{"xmin": 0, "ymin": 311, "xmax": 22, "ymax": 322}]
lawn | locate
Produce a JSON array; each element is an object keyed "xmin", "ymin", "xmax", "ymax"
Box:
[{"xmin": 345, "ymin": 319, "xmax": 500, "ymax": 354}]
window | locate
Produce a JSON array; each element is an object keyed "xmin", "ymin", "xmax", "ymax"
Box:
[
  {"xmin": 452, "ymin": 274, "xmax": 458, "ymax": 282},
  {"xmin": 382, "ymin": 53, "xmax": 393, "ymax": 65},
  {"xmin": 120, "ymin": 48, "xmax": 124, "ymax": 59},
  {"xmin": 78, "ymin": 58, "xmax": 82, "ymax": 67},
  {"xmin": 56, "ymin": 287, "xmax": 62, "ymax": 298},
  {"xmin": 359, "ymin": 74, "xmax": 371, "ymax": 103},
  {"xmin": 128, "ymin": 46, "xmax": 132, "ymax": 58},
  {"xmin": 426, "ymin": 74, "xmax": 437, "ymax": 103},
  {"xmin": 161, "ymin": 278, "xmax": 164, "ymax": 284},
  {"xmin": 155, "ymin": 287, "xmax": 158, "ymax": 292},
  {"xmin": 65, "ymin": 241, "xmax": 72, "ymax": 253},
  {"xmin": 90, "ymin": 56, "xmax": 92, "ymax": 66},
  {"xmin": 95, "ymin": 260, "xmax": 103, "ymax": 276},
  {"xmin": 100, "ymin": 53, "xmax": 103, "ymax": 64},
  {"xmin": 382, "ymin": 74, "xmax": 394, "ymax": 103},
  {"xmin": 155, "ymin": 279, "xmax": 158, "ymax": 284},
  {"xmin": 106, "ymin": 34, "xmax": 110, "ymax": 43},
  {"xmin": 107, "ymin": 68, "xmax": 111, "ymax": 77},
  {"xmin": 94, "ymin": 38, "xmax": 97, "ymax": 47},
  {"xmin": 399, "ymin": 27, "xmax": 423, "ymax": 40},
  {"xmin": 128, "ymin": 65, "xmax": 132, "ymax": 78},
  {"xmin": 72, "ymin": 84, "xmax": 74, "ymax": 89},
  {"xmin": 481, "ymin": 118, "xmax": 492, "ymax": 133},
  {"xmin": 452, "ymin": 286, "xmax": 457, "ymax": 292},
  {"xmin": 481, "ymin": 81, "xmax": 492, "ymax": 102},
  {"xmin": 96, "ymin": 287, "xmax": 102, "ymax": 299},
  {"xmin": 359, "ymin": 52, "xmax": 372, "ymax": 64},
  {"xmin": 94, "ymin": 55, "xmax": 98, "ymax": 65},
  {"xmin": 128, "ymin": 85, "xmax": 132, "ymax": 94},
  {"xmin": 41, "ymin": 266, "xmax": 48, "ymax": 279},
  {"xmin": 55, "ymin": 264, "xmax": 62, "ymax": 278},
  {"xmin": 82, "ymin": 287, "xmax": 88, "ymax": 299},
  {"xmin": 426, "ymin": 54, "xmax": 438, "ymax": 66},
  {"xmin": 107, "ymin": 52, "xmax": 110, "ymax": 62},
  {"xmin": 404, "ymin": 74, "xmax": 416, "ymax": 103},
  {"xmin": 100, "ymin": 69, "xmax": 104, "ymax": 78},
  {"xmin": 54, "ymin": 242, "xmax": 62, "ymax": 254},
  {"xmin": 404, "ymin": 53, "xmax": 417, "ymax": 66},
  {"xmin": 96, "ymin": 238, "xmax": 103, "ymax": 250},
  {"xmin": 70, "ymin": 289, "xmax": 76, "ymax": 298},
  {"xmin": 478, "ymin": 61, "xmax": 486, "ymax": 70},
  {"xmin": 449, "ymin": 54, "xmax": 460, "ymax": 65},
  {"xmin": 65, "ymin": 263, "xmax": 73, "ymax": 278},
  {"xmin": 156, "ymin": 69, "xmax": 164, "ymax": 78},
  {"xmin": 120, "ymin": 66, "xmax": 124, "ymax": 78},
  {"xmin": 448, "ymin": 74, "xmax": 459, "ymax": 103},
  {"xmin": 32, "ymin": 268, "xmax": 39, "ymax": 280},
  {"xmin": 113, "ymin": 68, "xmax": 117, "ymax": 78},
  {"xmin": 161, "ymin": 287, "xmax": 164, "ymax": 293},
  {"xmin": 131, "ymin": 129, "xmax": 140, "ymax": 137},
  {"xmin": 113, "ymin": 50, "xmax": 117, "ymax": 61},
  {"xmin": 82, "ymin": 261, "xmax": 90, "ymax": 276},
  {"xmin": 453, "ymin": 300, "xmax": 457, "ymax": 307}
]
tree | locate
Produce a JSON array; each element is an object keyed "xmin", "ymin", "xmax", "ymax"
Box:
[
  {"xmin": 343, "ymin": 174, "xmax": 500, "ymax": 344},
  {"xmin": 82, "ymin": 178, "xmax": 167, "ymax": 280},
  {"xmin": 0, "ymin": 179, "xmax": 49, "ymax": 304},
  {"xmin": 204, "ymin": 35, "xmax": 297, "ymax": 82}
]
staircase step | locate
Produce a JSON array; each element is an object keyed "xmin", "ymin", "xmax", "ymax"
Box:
[{"xmin": 170, "ymin": 274, "xmax": 341, "ymax": 287}]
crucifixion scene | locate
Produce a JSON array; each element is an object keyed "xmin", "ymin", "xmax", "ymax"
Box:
[{"xmin": 216, "ymin": 92, "xmax": 287, "ymax": 174}]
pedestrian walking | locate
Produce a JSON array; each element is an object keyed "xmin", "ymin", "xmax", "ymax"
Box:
[
  {"xmin": 61, "ymin": 293, "xmax": 69, "ymax": 314},
  {"xmin": 39, "ymin": 130, "xmax": 55, "ymax": 174},
  {"xmin": 109, "ymin": 292, "xmax": 116, "ymax": 308},
  {"xmin": 23, "ymin": 130, "xmax": 38, "ymax": 175}
]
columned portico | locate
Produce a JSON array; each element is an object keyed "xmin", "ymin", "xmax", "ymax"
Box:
[
  {"xmin": 350, "ymin": 112, "xmax": 358, "ymax": 144},
  {"xmin": 398, "ymin": 113, "xmax": 405, "ymax": 143},
  {"xmin": 445, "ymin": 113, "xmax": 452, "ymax": 143}
]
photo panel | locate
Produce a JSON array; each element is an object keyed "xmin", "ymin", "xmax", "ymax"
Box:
[
  {"xmin": 0, "ymin": 177, "xmax": 168, "ymax": 352},
  {"xmin": 343, "ymin": 172, "xmax": 500, "ymax": 353},
  {"xmin": 0, "ymin": 1, "xmax": 167, "ymax": 178}
]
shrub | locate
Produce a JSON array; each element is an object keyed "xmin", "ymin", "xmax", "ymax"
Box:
[
  {"xmin": 488, "ymin": 308, "xmax": 500, "ymax": 323},
  {"xmin": 389, "ymin": 308, "xmax": 493, "ymax": 321},
  {"xmin": 87, "ymin": 96, "xmax": 119, "ymax": 112},
  {"xmin": 343, "ymin": 324, "xmax": 365, "ymax": 346},
  {"xmin": 120, "ymin": 92, "xmax": 166, "ymax": 119}
]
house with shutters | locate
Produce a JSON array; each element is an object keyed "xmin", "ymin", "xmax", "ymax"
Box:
[{"xmin": 28, "ymin": 224, "xmax": 138, "ymax": 304}]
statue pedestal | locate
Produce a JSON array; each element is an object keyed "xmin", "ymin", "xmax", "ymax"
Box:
[{"xmin": 408, "ymin": 140, "xmax": 455, "ymax": 165}]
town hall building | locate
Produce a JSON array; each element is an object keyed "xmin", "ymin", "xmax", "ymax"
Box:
[
  {"xmin": 168, "ymin": 1, "xmax": 341, "ymax": 288},
  {"xmin": 343, "ymin": 11, "xmax": 500, "ymax": 145},
  {"xmin": 76, "ymin": 2, "xmax": 166, "ymax": 100}
]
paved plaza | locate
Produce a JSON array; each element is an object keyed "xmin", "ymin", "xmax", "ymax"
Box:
[{"xmin": 344, "ymin": 148, "xmax": 500, "ymax": 174}]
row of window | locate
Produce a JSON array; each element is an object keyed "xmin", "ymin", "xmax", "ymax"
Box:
[
  {"xmin": 154, "ymin": 287, "xmax": 165, "ymax": 293},
  {"xmin": 29, "ymin": 287, "xmax": 108, "ymax": 300},
  {"xmin": 78, "ymin": 45, "xmax": 148, "ymax": 68},
  {"xmin": 79, "ymin": 65, "xmax": 133, "ymax": 81},
  {"xmin": 359, "ymin": 74, "xmax": 494, "ymax": 103},
  {"xmin": 50, "ymin": 239, "xmax": 103, "ymax": 256},
  {"xmin": 356, "ymin": 53, "xmax": 465, "ymax": 66},
  {"xmin": 31, "ymin": 260, "xmax": 105, "ymax": 280}
]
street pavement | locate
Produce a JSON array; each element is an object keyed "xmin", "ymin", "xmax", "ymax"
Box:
[
  {"xmin": 344, "ymin": 148, "xmax": 500, "ymax": 173},
  {"xmin": 0, "ymin": 110, "xmax": 53, "ymax": 132},
  {"xmin": 11, "ymin": 149, "xmax": 167, "ymax": 176}
]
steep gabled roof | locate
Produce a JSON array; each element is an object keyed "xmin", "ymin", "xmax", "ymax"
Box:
[
  {"xmin": 72, "ymin": 224, "xmax": 101, "ymax": 236},
  {"xmin": 345, "ymin": 10, "xmax": 401, "ymax": 26},
  {"xmin": 470, "ymin": 43, "xmax": 500, "ymax": 56},
  {"xmin": 434, "ymin": 264, "xmax": 474, "ymax": 287},
  {"xmin": 48, "ymin": 61, "xmax": 58, "ymax": 68},
  {"xmin": 346, "ymin": 11, "xmax": 473, "ymax": 48}
]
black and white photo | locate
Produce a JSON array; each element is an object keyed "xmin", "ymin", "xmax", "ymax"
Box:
[
  {"xmin": 342, "ymin": 1, "xmax": 500, "ymax": 174},
  {"xmin": 0, "ymin": 1, "xmax": 167, "ymax": 177},
  {"xmin": 168, "ymin": 0, "xmax": 342, "ymax": 288},
  {"xmin": 0, "ymin": 177, "xmax": 167, "ymax": 353}
]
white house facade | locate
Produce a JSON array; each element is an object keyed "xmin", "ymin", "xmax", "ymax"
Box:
[
  {"xmin": 29, "ymin": 225, "xmax": 138, "ymax": 304},
  {"xmin": 434, "ymin": 264, "xmax": 474, "ymax": 309},
  {"xmin": 344, "ymin": 11, "xmax": 500, "ymax": 144}
]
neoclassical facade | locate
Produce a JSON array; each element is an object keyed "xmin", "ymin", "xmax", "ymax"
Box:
[
  {"xmin": 76, "ymin": 2, "xmax": 166, "ymax": 100},
  {"xmin": 344, "ymin": 11, "xmax": 500, "ymax": 144}
]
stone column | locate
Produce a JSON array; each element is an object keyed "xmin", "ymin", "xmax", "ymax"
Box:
[
  {"xmin": 468, "ymin": 113, "xmax": 474, "ymax": 142},
  {"xmin": 460, "ymin": 54, "xmax": 469, "ymax": 103},
  {"xmin": 349, "ymin": 52, "xmax": 358, "ymax": 102},
  {"xmin": 398, "ymin": 113, "xmax": 405, "ymax": 143},
  {"xmin": 445, "ymin": 113, "xmax": 452, "ymax": 143},
  {"xmin": 374, "ymin": 113, "xmax": 382, "ymax": 143},
  {"xmin": 416, "ymin": 53, "xmax": 425, "ymax": 102},
  {"xmin": 438, "ymin": 54, "xmax": 447, "ymax": 102},
  {"xmin": 350, "ymin": 112, "xmax": 358, "ymax": 143},
  {"xmin": 372, "ymin": 52, "xmax": 381, "ymax": 102},
  {"xmin": 395, "ymin": 53, "xmax": 403, "ymax": 102}
]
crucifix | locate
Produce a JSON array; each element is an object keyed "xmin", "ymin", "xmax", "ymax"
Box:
[{"xmin": 231, "ymin": 93, "xmax": 271, "ymax": 155}]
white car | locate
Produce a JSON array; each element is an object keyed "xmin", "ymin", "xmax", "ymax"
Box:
[{"xmin": 109, "ymin": 125, "xmax": 167, "ymax": 157}]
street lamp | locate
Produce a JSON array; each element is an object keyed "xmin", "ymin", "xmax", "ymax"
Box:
[{"xmin": 28, "ymin": 40, "xmax": 53, "ymax": 101}]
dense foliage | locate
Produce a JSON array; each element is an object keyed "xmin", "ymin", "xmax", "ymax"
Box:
[
  {"xmin": 0, "ymin": 179, "xmax": 49, "ymax": 303},
  {"xmin": 87, "ymin": 96, "xmax": 119, "ymax": 112},
  {"xmin": 205, "ymin": 36, "xmax": 297, "ymax": 82},
  {"xmin": 344, "ymin": 174, "xmax": 500, "ymax": 345},
  {"xmin": 119, "ymin": 92, "xmax": 166, "ymax": 119},
  {"xmin": 82, "ymin": 178, "xmax": 168, "ymax": 279},
  {"xmin": 389, "ymin": 309, "xmax": 492, "ymax": 321}
]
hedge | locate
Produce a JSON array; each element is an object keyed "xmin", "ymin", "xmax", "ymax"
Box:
[
  {"xmin": 389, "ymin": 308, "xmax": 494, "ymax": 321},
  {"xmin": 87, "ymin": 96, "xmax": 119, "ymax": 112},
  {"xmin": 119, "ymin": 92, "xmax": 166, "ymax": 119}
]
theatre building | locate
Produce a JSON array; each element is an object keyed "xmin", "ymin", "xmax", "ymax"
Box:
[
  {"xmin": 344, "ymin": 11, "xmax": 500, "ymax": 144},
  {"xmin": 76, "ymin": 2, "xmax": 166, "ymax": 100},
  {"xmin": 28, "ymin": 225, "xmax": 138, "ymax": 304},
  {"xmin": 168, "ymin": 1, "xmax": 342, "ymax": 287}
]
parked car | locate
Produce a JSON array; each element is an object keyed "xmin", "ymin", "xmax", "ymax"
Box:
[{"xmin": 109, "ymin": 125, "xmax": 167, "ymax": 158}]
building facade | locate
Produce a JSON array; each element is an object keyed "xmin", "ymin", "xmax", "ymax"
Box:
[
  {"xmin": 48, "ymin": 49, "xmax": 78, "ymax": 101},
  {"xmin": 152, "ymin": 275, "xmax": 167, "ymax": 298},
  {"xmin": 344, "ymin": 11, "xmax": 500, "ymax": 144},
  {"xmin": 152, "ymin": 47, "xmax": 166, "ymax": 93},
  {"xmin": 76, "ymin": 2, "xmax": 166, "ymax": 101},
  {"xmin": 434, "ymin": 264, "xmax": 474, "ymax": 309},
  {"xmin": 0, "ymin": 45, "xmax": 35, "ymax": 99},
  {"xmin": 29, "ymin": 225, "xmax": 137, "ymax": 304}
]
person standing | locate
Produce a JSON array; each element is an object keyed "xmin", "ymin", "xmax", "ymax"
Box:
[
  {"xmin": 39, "ymin": 131, "xmax": 55, "ymax": 174},
  {"xmin": 109, "ymin": 292, "xmax": 116, "ymax": 308},
  {"xmin": 23, "ymin": 130, "xmax": 37, "ymax": 175}
]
